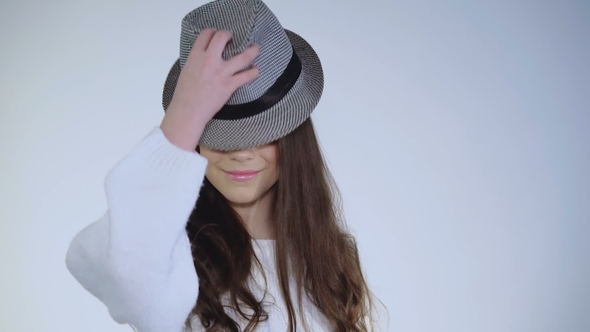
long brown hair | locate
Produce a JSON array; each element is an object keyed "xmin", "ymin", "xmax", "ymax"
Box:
[{"xmin": 184, "ymin": 117, "xmax": 380, "ymax": 331}]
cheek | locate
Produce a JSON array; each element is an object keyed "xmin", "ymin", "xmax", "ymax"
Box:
[
  {"xmin": 268, "ymin": 152, "xmax": 279, "ymax": 182},
  {"xmin": 268, "ymin": 160, "xmax": 279, "ymax": 182},
  {"xmin": 264, "ymin": 146, "xmax": 279, "ymax": 173}
]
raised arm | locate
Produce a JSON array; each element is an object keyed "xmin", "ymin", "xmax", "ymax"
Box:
[
  {"xmin": 66, "ymin": 27, "xmax": 260, "ymax": 332},
  {"xmin": 66, "ymin": 126, "xmax": 208, "ymax": 332}
]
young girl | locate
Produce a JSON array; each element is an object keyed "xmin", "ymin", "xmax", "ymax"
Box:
[{"xmin": 66, "ymin": 1, "xmax": 380, "ymax": 331}]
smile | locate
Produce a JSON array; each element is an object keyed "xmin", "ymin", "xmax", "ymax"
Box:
[{"xmin": 223, "ymin": 170, "xmax": 261, "ymax": 182}]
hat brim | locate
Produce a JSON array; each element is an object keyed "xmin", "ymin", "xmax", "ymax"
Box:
[{"xmin": 162, "ymin": 29, "xmax": 324, "ymax": 151}]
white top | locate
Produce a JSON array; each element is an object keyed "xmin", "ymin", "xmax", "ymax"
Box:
[{"xmin": 65, "ymin": 126, "xmax": 333, "ymax": 332}]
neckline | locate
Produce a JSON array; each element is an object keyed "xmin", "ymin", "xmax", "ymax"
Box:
[{"xmin": 251, "ymin": 238, "xmax": 276, "ymax": 252}]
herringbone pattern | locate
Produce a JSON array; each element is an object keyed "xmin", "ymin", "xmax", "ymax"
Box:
[{"xmin": 162, "ymin": 0, "xmax": 324, "ymax": 151}]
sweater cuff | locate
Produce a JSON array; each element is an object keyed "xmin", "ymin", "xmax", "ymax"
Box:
[{"xmin": 106, "ymin": 126, "xmax": 209, "ymax": 185}]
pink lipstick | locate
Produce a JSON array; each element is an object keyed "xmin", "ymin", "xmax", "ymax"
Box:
[{"xmin": 224, "ymin": 170, "xmax": 261, "ymax": 182}]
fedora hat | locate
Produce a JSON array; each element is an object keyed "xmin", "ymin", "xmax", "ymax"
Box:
[{"xmin": 162, "ymin": 0, "xmax": 324, "ymax": 151}]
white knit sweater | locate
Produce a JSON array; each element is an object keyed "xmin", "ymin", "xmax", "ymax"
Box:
[{"xmin": 65, "ymin": 126, "xmax": 333, "ymax": 332}]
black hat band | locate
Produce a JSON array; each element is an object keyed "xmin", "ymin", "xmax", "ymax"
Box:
[{"xmin": 213, "ymin": 46, "xmax": 302, "ymax": 120}]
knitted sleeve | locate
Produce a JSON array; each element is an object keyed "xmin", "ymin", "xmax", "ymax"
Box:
[{"xmin": 65, "ymin": 125, "xmax": 208, "ymax": 332}]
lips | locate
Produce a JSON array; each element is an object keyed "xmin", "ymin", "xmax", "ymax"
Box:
[
  {"xmin": 223, "ymin": 170, "xmax": 261, "ymax": 182},
  {"xmin": 224, "ymin": 170, "xmax": 260, "ymax": 175}
]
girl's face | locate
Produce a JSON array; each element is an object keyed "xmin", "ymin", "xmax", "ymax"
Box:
[{"xmin": 198, "ymin": 142, "xmax": 279, "ymax": 204}]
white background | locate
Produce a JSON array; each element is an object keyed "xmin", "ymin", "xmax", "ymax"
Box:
[{"xmin": 1, "ymin": 0, "xmax": 589, "ymax": 331}]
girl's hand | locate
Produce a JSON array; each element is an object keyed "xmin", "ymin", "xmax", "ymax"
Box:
[{"xmin": 161, "ymin": 28, "xmax": 260, "ymax": 151}]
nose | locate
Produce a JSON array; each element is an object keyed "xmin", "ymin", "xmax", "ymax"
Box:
[{"xmin": 227, "ymin": 148, "xmax": 255, "ymax": 162}]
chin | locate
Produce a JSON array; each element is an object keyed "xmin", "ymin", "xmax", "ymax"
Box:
[{"xmin": 222, "ymin": 192, "xmax": 259, "ymax": 205}]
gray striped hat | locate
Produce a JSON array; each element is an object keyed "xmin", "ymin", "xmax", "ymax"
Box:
[{"xmin": 162, "ymin": 0, "xmax": 324, "ymax": 151}]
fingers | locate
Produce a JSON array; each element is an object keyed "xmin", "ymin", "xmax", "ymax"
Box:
[
  {"xmin": 225, "ymin": 43, "xmax": 260, "ymax": 74},
  {"xmin": 195, "ymin": 29, "xmax": 260, "ymax": 90},
  {"xmin": 231, "ymin": 66, "xmax": 260, "ymax": 90},
  {"xmin": 193, "ymin": 28, "xmax": 217, "ymax": 51},
  {"xmin": 207, "ymin": 30, "xmax": 233, "ymax": 57}
]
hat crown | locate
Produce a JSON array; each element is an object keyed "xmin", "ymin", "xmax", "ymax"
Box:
[{"xmin": 179, "ymin": 0, "xmax": 292, "ymax": 105}]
